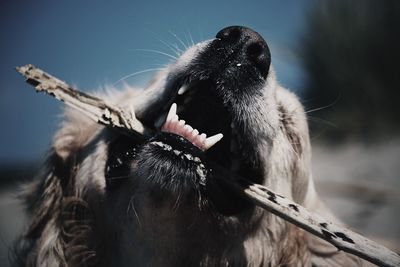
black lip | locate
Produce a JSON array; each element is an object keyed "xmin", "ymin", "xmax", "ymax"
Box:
[{"xmin": 150, "ymin": 132, "xmax": 206, "ymax": 161}]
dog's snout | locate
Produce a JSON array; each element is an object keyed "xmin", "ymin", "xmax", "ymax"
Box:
[
  {"xmin": 216, "ymin": 26, "xmax": 242, "ymax": 43},
  {"xmin": 216, "ymin": 26, "xmax": 271, "ymax": 77}
]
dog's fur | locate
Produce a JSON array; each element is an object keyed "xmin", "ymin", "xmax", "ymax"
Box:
[{"xmin": 13, "ymin": 27, "xmax": 370, "ymax": 266}]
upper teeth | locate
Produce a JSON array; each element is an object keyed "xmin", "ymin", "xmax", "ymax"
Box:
[
  {"xmin": 161, "ymin": 103, "xmax": 223, "ymax": 151},
  {"xmin": 178, "ymin": 85, "xmax": 189, "ymax": 95}
]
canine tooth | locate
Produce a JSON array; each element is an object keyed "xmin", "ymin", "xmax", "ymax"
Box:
[
  {"xmin": 178, "ymin": 85, "xmax": 188, "ymax": 95},
  {"xmin": 167, "ymin": 103, "xmax": 177, "ymax": 121},
  {"xmin": 161, "ymin": 120, "xmax": 170, "ymax": 131},
  {"xmin": 204, "ymin": 133, "xmax": 223, "ymax": 150}
]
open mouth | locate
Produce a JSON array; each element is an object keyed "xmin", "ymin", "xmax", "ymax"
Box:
[
  {"xmin": 160, "ymin": 103, "xmax": 224, "ymax": 151},
  {"xmin": 144, "ymin": 74, "xmax": 252, "ymax": 215},
  {"xmin": 149, "ymin": 75, "xmax": 235, "ymax": 174}
]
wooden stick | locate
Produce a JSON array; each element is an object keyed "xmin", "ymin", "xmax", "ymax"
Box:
[
  {"xmin": 16, "ymin": 64, "xmax": 145, "ymax": 140},
  {"xmin": 16, "ymin": 64, "xmax": 400, "ymax": 267},
  {"xmin": 218, "ymin": 175, "xmax": 400, "ymax": 267}
]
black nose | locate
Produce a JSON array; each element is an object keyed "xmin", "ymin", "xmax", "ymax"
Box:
[{"xmin": 216, "ymin": 26, "xmax": 271, "ymax": 78}]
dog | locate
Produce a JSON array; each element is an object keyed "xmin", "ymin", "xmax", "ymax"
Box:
[{"xmin": 13, "ymin": 26, "xmax": 370, "ymax": 266}]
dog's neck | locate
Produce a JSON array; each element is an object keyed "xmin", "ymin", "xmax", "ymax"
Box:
[{"xmin": 104, "ymin": 209, "xmax": 309, "ymax": 267}]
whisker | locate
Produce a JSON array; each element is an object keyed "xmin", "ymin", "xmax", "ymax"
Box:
[
  {"xmin": 306, "ymin": 105, "xmax": 332, "ymax": 114},
  {"xmin": 184, "ymin": 33, "xmax": 191, "ymax": 48},
  {"xmin": 169, "ymin": 30, "xmax": 188, "ymax": 50},
  {"xmin": 134, "ymin": 48, "xmax": 177, "ymax": 60},
  {"xmin": 113, "ymin": 68, "xmax": 163, "ymax": 85},
  {"xmin": 307, "ymin": 116, "xmax": 338, "ymax": 128},
  {"xmin": 310, "ymin": 128, "xmax": 329, "ymax": 141},
  {"xmin": 172, "ymin": 193, "xmax": 182, "ymax": 211},
  {"xmin": 145, "ymin": 30, "xmax": 183, "ymax": 56},
  {"xmin": 159, "ymin": 39, "xmax": 182, "ymax": 56},
  {"xmin": 127, "ymin": 194, "xmax": 141, "ymax": 227},
  {"xmin": 149, "ymin": 63, "xmax": 170, "ymax": 67},
  {"xmin": 305, "ymin": 93, "xmax": 342, "ymax": 114},
  {"xmin": 172, "ymin": 43, "xmax": 183, "ymax": 54},
  {"xmin": 188, "ymin": 30, "xmax": 195, "ymax": 46}
]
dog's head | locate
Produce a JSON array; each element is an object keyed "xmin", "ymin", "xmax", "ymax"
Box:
[
  {"xmin": 108, "ymin": 26, "xmax": 278, "ymax": 211},
  {"xmin": 18, "ymin": 26, "xmax": 313, "ymax": 266}
]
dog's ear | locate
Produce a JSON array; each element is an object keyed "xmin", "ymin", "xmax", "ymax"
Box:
[{"xmin": 13, "ymin": 109, "xmax": 99, "ymax": 267}]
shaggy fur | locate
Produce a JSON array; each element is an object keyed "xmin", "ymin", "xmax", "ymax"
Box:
[{"xmin": 13, "ymin": 26, "xmax": 370, "ymax": 266}]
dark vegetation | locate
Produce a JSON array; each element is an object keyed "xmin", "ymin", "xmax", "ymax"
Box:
[{"xmin": 301, "ymin": 0, "xmax": 400, "ymax": 142}]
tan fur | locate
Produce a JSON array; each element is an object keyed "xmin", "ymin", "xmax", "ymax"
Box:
[{"xmin": 14, "ymin": 43, "xmax": 373, "ymax": 267}]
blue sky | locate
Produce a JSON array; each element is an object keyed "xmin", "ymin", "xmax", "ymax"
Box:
[{"xmin": 0, "ymin": 0, "xmax": 313, "ymax": 164}]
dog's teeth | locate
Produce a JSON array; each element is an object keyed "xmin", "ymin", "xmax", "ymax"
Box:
[
  {"xmin": 182, "ymin": 125, "xmax": 192, "ymax": 139},
  {"xmin": 169, "ymin": 120, "xmax": 179, "ymax": 133},
  {"xmin": 178, "ymin": 85, "xmax": 188, "ymax": 95},
  {"xmin": 161, "ymin": 107, "xmax": 222, "ymax": 151},
  {"xmin": 204, "ymin": 133, "xmax": 223, "ymax": 150},
  {"xmin": 189, "ymin": 131, "xmax": 196, "ymax": 141},
  {"xmin": 167, "ymin": 103, "xmax": 177, "ymax": 121},
  {"xmin": 161, "ymin": 121, "xmax": 170, "ymax": 131},
  {"xmin": 176, "ymin": 120, "xmax": 186, "ymax": 136},
  {"xmin": 193, "ymin": 135, "xmax": 203, "ymax": 149},
  {"xmin": 184, "ymin": 125, "xmax": 193, "ymax": 134},
  {"xmin": 190, "ymin": 130, "xmax": 200, "ymax": 144},
  {"xmin": 199, "ymin": 133, "xmax": 206, "ymax": 143}
]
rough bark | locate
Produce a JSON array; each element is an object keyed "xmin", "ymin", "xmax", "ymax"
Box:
[{"xmin": 16, "ymin": 64, "xmax": 145, "ymax": 141}]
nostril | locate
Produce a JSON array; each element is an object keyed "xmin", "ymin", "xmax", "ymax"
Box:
[
  {"xmin": 216, "ymin": 26, "xmax": 241, "ymax": 43},
  {"xmin": 215, "ymin": 26, "xmax": 271, "ymax": 77},
  {"xmin": 246, "ymin": 42, "xmax": 270, "ymax": 77},
  {"xmin": 246, "ymin": 43, "xmax": 263, "ymax": 59}
]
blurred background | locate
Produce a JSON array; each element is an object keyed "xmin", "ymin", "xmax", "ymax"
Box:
[{"xmin": 0, "ymin": 0, "xmax": 399, "ymax": 265}]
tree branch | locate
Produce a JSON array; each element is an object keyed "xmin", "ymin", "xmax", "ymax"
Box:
[
  {"xmin": 16, "ymin": 64, "xmax": 145, "ymax": 141},
  {"xmin": 16, "ymin": 64, "xmax": 400, "ymax": 267},
  {"xmin": 219, "ymin": 174, "xmax": 400, "ymax": 267}
]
